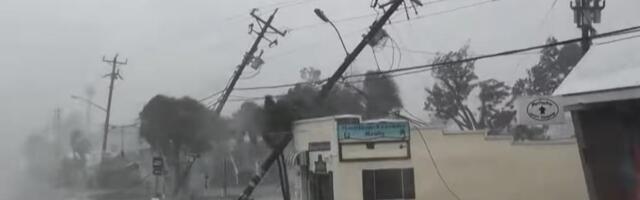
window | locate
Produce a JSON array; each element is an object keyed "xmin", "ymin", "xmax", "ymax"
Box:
[{"xmin": 362, "ymin": 168, "xmax": 415, "ymax": 200}]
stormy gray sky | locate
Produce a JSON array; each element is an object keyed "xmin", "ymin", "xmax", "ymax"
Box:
[{"xmin": 0, "ymin": 0, "xmax": 639, "ymax": 180}]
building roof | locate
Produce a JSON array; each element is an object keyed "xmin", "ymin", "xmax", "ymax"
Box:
[
  {"xmin": 553, "ymin": 36, "xmax": 640, "ymax": 105},
  {"xmin": 293, "ymin": 114, "xmax": 361, "ymax": 125}
]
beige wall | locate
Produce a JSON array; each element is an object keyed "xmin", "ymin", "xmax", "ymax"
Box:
[{"xmin": 332, "ymin": 128, "xmax": 588, "ymax": 200}]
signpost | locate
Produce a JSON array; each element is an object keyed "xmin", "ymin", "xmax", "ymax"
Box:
[
  {"xmin": 152, "ymin": 157, "xmax": 164, "ymax": 176},
  {"xmin": 516, "ymin": 96, "xmax": 565, "ymax": 125},
  {"xmin": 337, "ymin": 121, "xmax": 409, "ymax": 142}
]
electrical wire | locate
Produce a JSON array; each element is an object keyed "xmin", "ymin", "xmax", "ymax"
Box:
[
  {"xmin": 226, "ymin": 25, "xmax": 640, "ymax": 97},
  {"xmin": 345, "ymin": 25, "xmax": 640, "ymax": 78},
  {"xmin": 287, "ymin": 0, "xmax": 491, "ymax": 32},
  {"xmin": 383, "ymin": 43, "xmax": 439, "ymax": 55},
  {"xmin": 241, "ymin": 67, "xmax": 262, "ymax": 80},
  {"xmin": 199, "ymin": 89, "xmax": 225, "ymax": 102},
  {"xmin": 225, "ymin": 0, "xmax": 318, "ymax": 22},
  {"xmin": 595, "ymin": 33, "xmax": 640, "ymax": 46},
  {"xmin": 539, "ymin": 0, "xmax": 559, "ymax": 28},
  {"xmin": 391, "ymin": 37, "xmax": 403, "ymax": 70},
  {"xmin": 414, "ymin": 125, "xmax": 463, "ymax": 200},
  {"xmin": 389, "ymin": 38, "xmax": 397, "ymax": 70},
  {"xmin": 402, "ymin": 107, "xmax": 428, "ymax": 125},
  {"xmin": 390, "ymin": 0, "xmax": 501, "ymax": 24},
  {"xmin": 371, "ymin": 46, "xmax": 383, "ymax": 71}
]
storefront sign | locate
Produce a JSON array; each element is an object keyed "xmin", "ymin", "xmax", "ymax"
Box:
[{"xmin": 337, "ymin": 121, "xmax": 409, "ymax": 142}]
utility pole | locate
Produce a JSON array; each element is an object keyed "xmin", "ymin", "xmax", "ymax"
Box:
[
  {"xmin": 236, "ymin": 1, "xmax": 410, "ymax": 200},
  {"xmin": 101, "ymin": 54, "xmax": 127, "ymax": 161},
  {"xmin": 571, "ymin": 0, "xmax": 605, "ymax": 53},
  {"xmin": 318, "ymin": 0, "xmax": 406, "ymax": 99},
  {"xmin": 214, "ymin": 8, "xmax": 287, "ymax": 115}
]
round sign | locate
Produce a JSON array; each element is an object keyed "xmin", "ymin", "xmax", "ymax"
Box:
[{"xmin": 526, "ymin": 98, "xmax": 560, "ymax": 121}]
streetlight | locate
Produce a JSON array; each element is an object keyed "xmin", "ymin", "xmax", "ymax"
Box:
[
  {"xmin": 71, "ymin": 95, "xmax": 107, "ymax": 112},
  {"xmin": 314, "ymin": 8, "xmax": 349, "ymax": 56}
]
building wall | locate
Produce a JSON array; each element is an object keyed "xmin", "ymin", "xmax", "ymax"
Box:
[
  {"xmin": 330, "ymin": 129, "xmax": 588, "ymax": 200},
  {"xmin": 290, "ymin": 115, "xmax": 588, "ymax": 200},
  {"xmin": 417, "ymin": 129, "xmax": 586, "ymax": 199}
]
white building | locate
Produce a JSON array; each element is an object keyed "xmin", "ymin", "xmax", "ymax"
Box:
[{"xmin": 288, "ymin": 115, "xmax": 587, "ymax": 200}]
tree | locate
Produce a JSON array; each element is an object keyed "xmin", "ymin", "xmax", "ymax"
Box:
[
  {"xmin": 512, "ymin": 37, "xmax": 584, "ymax": 98},
  {"xmin": 69, "ymin": 130, "xmax": 91, "ymax": 162},
  {"xmin": 300, "ymin": 67, "xmax": 322, "ymax": 83},
  {"xmin": 508, "ymin": 37, "xmax": 584, "ymax": 139},
  {"xmin": 139, "ymin": 95, "xmax": 226, "ymax": 195},
  {"xmin": 231, "ymin": 101, "xmax": 265, "ymax": 145},
  {"xmin": 425, "ymin": 45, "xmax": 480, "ymax": 130},
  {"xmin": 279, "ymin": 67, "xmax": 365, "ymax": 119},
  {"xmin": 260, "ymin": 67, "xmax": 367, "ymax": 147},
  {"xmin": 478, "ymin": 79, "xmax": 514, "ymax": 133},
  {"xmin": 363, "ymin": 71, "xmax": 403, "ymax": 119}
]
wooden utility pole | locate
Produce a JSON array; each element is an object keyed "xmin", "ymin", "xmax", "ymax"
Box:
[
  {"xmin": 318, "ymin": 0, "xmax": 405, "ymax": 99},
  {"xmin": 214, "ymin": 8, "xmax": 287, "ymax": 115},
  {"xmin": 237, "ymin": 1, "xmax": 409, "ymax": 199},
  {"xmin": 101, "ymin": 54, "xmax": 127, "ymax": 161}
]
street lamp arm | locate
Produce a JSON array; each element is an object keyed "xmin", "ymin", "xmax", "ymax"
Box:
[
  {"xmin": 328, "ymin": 20, "xmax": 349, "ymax": 56},
  {"xmin": 71, "ymin": 95, "xmax": 108, "ymax": 113}
]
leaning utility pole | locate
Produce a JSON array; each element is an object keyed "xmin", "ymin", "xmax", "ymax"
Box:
[
  {"xmin": 101, "ymin": 54, "xmax": 127, "ymax": 161},
  {"xmin": 214, "ymin": 8, "xmax": 287, "ymax": 115},
  {"xmin": 237, "ymin": 1, "xmax": 409, "ymax": 200},
  {"xmin": 571, "ymin": 0, "xmax": 605, "ymax": 53},
  {"xmin": 319, "ymin": 0, "xmax": 406, "ymax": 99}
]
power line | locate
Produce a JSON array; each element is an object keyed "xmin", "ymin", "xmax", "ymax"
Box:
[
  {"xmin": 287, "ymin": 0, "xmax": 491, "ymax": 32},
  {"xmin": 384, "ymin": 42, "xmax": 439, "ymax": 55},
  {"xmin": 225, "ymin": 0, "xmax": 317, "ymax": 22},
  {"xmin": 225, "ymin": 25, "xmax": 640, "ymax": 94},
  {"xmin": 595, "ymin": 33, "xmax": 640, "ymax": 46},
  {"xmin": 241, "ymin": 67, "xmax": 262, "ymax": 80},
  {"xmin": 346, "ymin": 25, "xmax": 640, "ymax": 78},
  {"xmin": 414, "ymin": 126, "xmax": 463, "ymax": 200},
  {"xmin": 391, "ymin": 0, "xmax": 501, "ymax": 24},
  {"xmin": 371, "ymin": 47, "xmax": 383, "ymax": 71},
  {"xmin": 199, "ymin": 88, "xmax": 225, "ymax": 102}
]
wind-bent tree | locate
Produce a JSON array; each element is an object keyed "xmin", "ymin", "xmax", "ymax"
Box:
[
  {"xmin": 363, "ymin": 71, "xmax": 403, "ymax": 119},
  {"xmin": 425, "ymin": 45, "xmax": 480, "ymax": 130},
  {"xmin": 512, "ymin": 37, "xmax": 584, "ymax": 98},
  {"xmin": 139, "ymin": 95, "xmax": 226, "ymax": 195},
  {"xmin": 478, "ymin": 79, "xmax": 514, "ymax": 132}
]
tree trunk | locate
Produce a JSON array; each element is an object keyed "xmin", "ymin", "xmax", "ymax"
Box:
[
  {"xmin": 457, "ymin": 108, "xmax": 474, "ymax": 130},
  {"xmin": 173, "ymin": 149, "xmax": 182, "ymax": 196},
  {"xmin": 463, "ymin": 106, "xmax": 479, "ymax": 130},
  {"xmin": 479, "ymin": 101, "xmax": 487, "ymax": 129},
  {"xmin": 451, "ymin": 117, "xmax": 466, "ymax": 130}
]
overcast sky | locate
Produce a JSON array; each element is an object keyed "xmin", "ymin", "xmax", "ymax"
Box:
[{"xmin": 0, "ymin": 0, "xmax": 639, "ymax": 175}]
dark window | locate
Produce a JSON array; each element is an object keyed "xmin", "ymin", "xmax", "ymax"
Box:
[
  {"xmin": 362, "ymin": 168, "xmax": 415, "ymax": 200},
  {"xmin": 366, "ymin": 143, "xmax": 375, "ymax": 149}
]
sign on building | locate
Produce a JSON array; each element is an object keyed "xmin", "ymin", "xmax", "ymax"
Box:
[
  {"xmin": 516, "ymin": 96, "xmax": 565, "ymax": 125},
  {"xmin": 337, "ymin": 121, "xmax": 409, "ymax": 143}
]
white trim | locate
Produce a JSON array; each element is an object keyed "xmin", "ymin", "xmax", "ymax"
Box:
[{"xmin": 560, "ymin": 86, "xmax": 640, "ymax": 110}]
